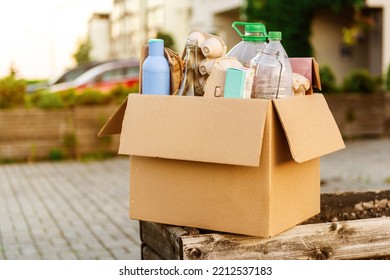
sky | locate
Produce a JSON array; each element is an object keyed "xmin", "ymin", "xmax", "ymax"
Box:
[{"xmin": 0, "ymin": 0, "xmax": 112, "ymax": 80}]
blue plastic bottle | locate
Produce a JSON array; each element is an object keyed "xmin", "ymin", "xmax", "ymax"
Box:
[{"xmin": 142, "ymin": 39, "xmax": 170, "ymax": 95}]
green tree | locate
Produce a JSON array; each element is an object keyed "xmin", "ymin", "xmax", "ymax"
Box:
[
  {"xmin": 0, "ymin": 74, "xmax": 26, "ymax": 108},
  {"xmin": 72, "ymin": 38, "xmax": 92, "ymax": 65},
  {"xmin": 244, "ymin": 0, "xmax": 365, "ymax": 57},
  {"xmin": 156, "ymin": 31, "xmax": 176, "ymax": 50}
]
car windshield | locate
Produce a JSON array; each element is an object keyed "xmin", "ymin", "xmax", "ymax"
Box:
[
  {"xmin": 73, "ymin": 60, "xmax": 139, "ymax": 85},
  {"xmin": 50, "ymin": 62, "xmax": 103, "ymax": 85}
]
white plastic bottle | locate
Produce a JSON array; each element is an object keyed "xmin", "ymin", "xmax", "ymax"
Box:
[{"xmin": 261, "ymin": 31, "xmax": 293, "ymax": 99}]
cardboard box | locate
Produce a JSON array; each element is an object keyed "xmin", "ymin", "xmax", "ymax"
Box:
[
  {"xmin": 99, "ymin": 58, "xmax": 345, "ymax": 237},
  {"xmin": 290, "ymin": 57, "xmax": 321, "ymax": 95}
]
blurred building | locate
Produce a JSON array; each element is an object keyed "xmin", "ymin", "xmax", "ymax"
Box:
[
  {"xmin": 110, "ymin": 0, "xmax": 191, "ymax": 59},
  {"xmin": 88, "ymin": 0, "xmax": 389, "ymax": 82},
  {"xmin": 189, "ymin": 0, "xmax": 244, "ymax": 50},
  {"xmin": 189, "ymin": 0, "xmax": 390, "ymax": 83},
  {"xmin": 88, "ymin": 13, "xmax": 111, "ymax": 61},
  {"xmin": 312, "ymin": 0, "xmax": 390, "ymax": 83}
]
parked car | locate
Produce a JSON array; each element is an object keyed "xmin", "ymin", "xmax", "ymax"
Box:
[
  {"xmin": 49, "ymin": 59, "xmax": 140, "ymax": 93},
  {"xmin": 26, "ymin": 61, "xmax": 104, "ymax": 93}
]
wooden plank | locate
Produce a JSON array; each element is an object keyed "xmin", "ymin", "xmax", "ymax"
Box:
[
  {"xmin": 325, "ymin": 94, "xmax": 385, "ymax": 138},
  {"xmin": 181, "ymin": 217, "xmax": 390, "ymax": 260},
  {"xmin": 140, "ymin": 221, "xmax": 199, "ymax": 260},
  {"xmin": 141, "ymin": 243, "xmax": 166, "ymax": 260}
]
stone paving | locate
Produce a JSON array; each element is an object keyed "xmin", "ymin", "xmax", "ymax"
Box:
[
  {"xmin": 0, "ymin": 157, "xmax": 139, "ymax": 260},
  {"xmin": 0, "ymin": 138, "xmax": 389, "ymax": 260},
  {"xmin": 320, "ymin": 138, "xmax": 390, "ymax": 193}
]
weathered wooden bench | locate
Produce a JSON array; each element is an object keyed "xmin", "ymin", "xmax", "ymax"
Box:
[{"xmin": 139, "ymin": 191, "xmax": 390, "ymax": 260}]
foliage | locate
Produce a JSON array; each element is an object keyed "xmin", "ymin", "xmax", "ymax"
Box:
[
  {"xmin": 110, "ymin": 84, "xmax": 139, "ymax": 104},
  {"xmin": 319, "ymin": 65, "xmax": 339, "ymax": 93},
  {"xmin": 0, "ymin": 75, "xmax": 26, "ymax": 108},
  {"xmin": 49, "ymin": 149, "xmax": 65, "ymax": 161},
  {"xmin": 58, "ymin": 89, "xmax": 78, "ymax": 108},
  {"xmin": 156, "ymin": 31, "xmax": 176, "ymax": 51},
  {"xmin": 72, "ymin": 38, "xmax": 92, "ymax": 66},
  {"xmin": 1, "ymin": 74, "xmax": 140, "ymax": 110},
  {"xmin": 244, "ymin": 0, "xmax": 365, "ymax": 57},
  {"xmin": 341, "ymin": 68, "xmax": 379, "ymax": 94},
  {"xmin": 63, "ymin": 132, "xmax": 77, "ymax": 159},
  {"xmin": 36, "ymin": 91, "xmax": 65, "ymax": 109},
  {"xmin": 386, "ymin": 64, "xmax": 390, "ymax": 91},
  {"xmin": 75, "ymin": 88, "xmax": 110, "ymax": 106}
]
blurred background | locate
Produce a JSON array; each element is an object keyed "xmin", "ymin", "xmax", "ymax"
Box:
[{"xmin": 2, "ymin": 0, "xmax": 389, "ymax": 84}]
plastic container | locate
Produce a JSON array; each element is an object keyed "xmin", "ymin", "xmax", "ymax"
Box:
[
  {"xmin": 262, "ymin": 31, "xmax": 293, "ymax": 99},
  {"xmin": 226, "ymin": 22, "xmax": 268, "ymax": 68},
  {"xmin": 142, "ymin": 39, "xmax": 170, "ymax": 95}
]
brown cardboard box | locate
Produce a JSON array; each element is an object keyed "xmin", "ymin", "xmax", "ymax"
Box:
[
  {"xmin": 290, "ymin": 57, "xmax": 321, "ymax": 95},
  {"xmin": 99, "ymin": 59, "xmax": 345, "ymax": 237}
]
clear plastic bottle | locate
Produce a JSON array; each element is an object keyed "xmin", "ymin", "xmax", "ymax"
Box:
[
  {"xmin": 252, "ymin": 49, "xmax": 283, "ymax": 99},
  {"xmin": 226, "ymin": 22, "xmax": 268, "ymax": 68},
  {"xmin": 261, "ymin": 31, "xmax": 293, "ymax": 99}
]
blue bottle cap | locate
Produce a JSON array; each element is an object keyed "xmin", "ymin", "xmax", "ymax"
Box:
[{"xmin": 148, "ymin": 39, "xmax": 164, "ymax": 56}]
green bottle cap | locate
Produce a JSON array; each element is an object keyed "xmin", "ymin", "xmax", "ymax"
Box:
[
  {"xmin": 268, "ymin": 31, "xmax": 282, "ymax": 40},
  {"xmin": 232, "ymin": 22, "xmax": 268, "ymax": 42}
]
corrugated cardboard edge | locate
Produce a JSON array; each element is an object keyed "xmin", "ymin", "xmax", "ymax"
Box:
[
  {"xmin": 97, "ymin": 95, "xmax": 129, "ymax": 137},
  {"xmin": 312, "ymin": 59, "xmax": 321, "ymax": 91},
  {"xmin": 290, "ymin": 57, "xmax": 321, "ymax": 95},
  {"xmin": 119, "ymin": 94, "xmax": 269, "ymax": 167},
  {"xmin": 273, "ymin": 94, "xmax": 345, "ymax": 163}
]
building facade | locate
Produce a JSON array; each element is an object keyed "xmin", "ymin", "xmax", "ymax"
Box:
[
  {"xmin": 91, "ymin": 0, "xmax": 389, "ymax": 81},
  {"xmin": 189, "ymin": 0, "xmax": 390, "ymax": 83},
  {"xmin": 88, "ymin": 13, "xmax": 111, "ymax": 61},
  {"xmin": 110, "ymin": 0, "xmax": 191, "ymax": 59}
]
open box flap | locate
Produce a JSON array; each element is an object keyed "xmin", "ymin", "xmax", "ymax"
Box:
[
  {"xmin": 97, "ymin": 96, "xmax": 128, "ymax": 137},
  {"xmin": 290, "ymin": 57, "xmax": 321, "ymax": 93},
  {"xmin": 119, "ymin": 94, "xmax": 269, "ymax": 167},
  {"xmin": 273, "ymin": 94, "xmax": 345, "ymax": 163}
]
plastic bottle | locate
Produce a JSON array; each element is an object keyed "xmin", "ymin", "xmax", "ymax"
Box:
[
  {"xmin": 142, "ymin": 39, "xmax": 170, "ymax": 95},
  {"xmin": 262, "ymin": 31, "xmax": 293, "ymax": 99},
  {"xmin": 226, "ymin": 22, "xmax": 268, "ymax": 68},
  {"xmin": 252, "ymin": 49, "xmax": 283, "ymax": 99}
]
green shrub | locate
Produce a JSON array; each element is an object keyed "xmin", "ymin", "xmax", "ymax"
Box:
[
  {"xmin": 49, "ymin": 149, "xmax": 65, "ymax": 161},
  {"xmin": 341, "ymin": 68, "xmax": 378, "ymax": 94},
  {"xmin": 63, "ymin": 132, "xmax": 77, "ymax": 159},
  {"xmin": 75, "ymin": 88, "xmax": 109, "ymax": 106},
  {"xmin": 36, "ymin": 92, "xmax": 65, "ymax": 109},
  {"xmin": 319, "ymin": 65, "xmax": 339, "ymax": 93},
  {"xmin": 109, "ymin": 84, "xmax": 139, "ymax": 104},
  {"xmin": 58, "ymin": 89, "xmax": 77, "ymax": 108},
  {"xmin": 0, "ymin": 75, "xmax": 26, "ymax": 108},
  {"xmin": 24, "ymin": 90, "xmax": 43, "ymax": 108}
]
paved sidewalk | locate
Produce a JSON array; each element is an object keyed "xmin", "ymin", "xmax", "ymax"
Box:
[
  {"xmin": 0, "ymin": 157, "xmax": 140, "ymax": 260},
  {"xmin": 0, "ymin": 138, "xmax": 389, "ymax": 260},
  {"xmin": 320, "ymin": 138, "xmax": 390, "ymax": 193}
]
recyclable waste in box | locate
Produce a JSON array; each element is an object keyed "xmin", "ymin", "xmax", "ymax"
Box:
[{"xmin": 98, "ymin": 57, "xmax": 345, "ymax": 237}]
